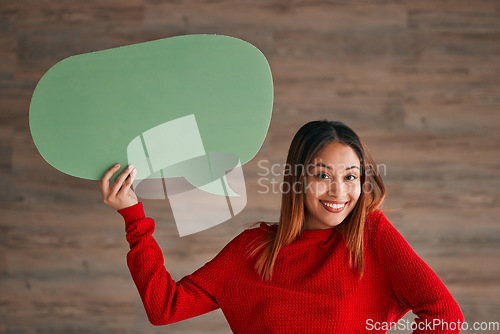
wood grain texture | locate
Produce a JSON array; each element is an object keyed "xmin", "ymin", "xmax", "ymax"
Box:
[{"xmin": 1, "ymin": 0, "xmax": 499, "ymax": 333}]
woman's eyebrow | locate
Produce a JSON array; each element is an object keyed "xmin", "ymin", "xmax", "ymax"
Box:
[
  {"xmin": 314, "ymin": 163, "xmax": 360, "ymax": 170},
  {"xmin": 313, "ymin": 163, "xmax": 332, "ymax": 169}
]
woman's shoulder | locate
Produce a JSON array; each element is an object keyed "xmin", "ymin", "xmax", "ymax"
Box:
[
  {"xmin": 238, "ymin": 221, "xmax": 277, "ymax": 239},
  {"xmin": 365, "ymin": 210, "xmax": 392, "ymax": 234},
  {"xmin": 222, "ymin": 222, "xmax": 276, "ymax": 247},
  {"xmin": 222, "ymin": 222, "xmax": 276, "ymax": 258},
  {"xmin": 364, "ymin": 210, "xmax": 408, "ymax": 247}
]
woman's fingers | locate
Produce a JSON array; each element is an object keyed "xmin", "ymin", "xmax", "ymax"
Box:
[
  {"xmin": 99, "ymin": 163, "xmax": 139, "ymax": 210},
  {"xmin": 111, "ymin": 165, "xmax": 134, "ymax": 196},
  {"xmin": 99, "ymin": 163, "xmax": 121, "ymax": 198},
  {"xmin": 121, "ymin": 167, "xmax": 137, "ymax": 194}
]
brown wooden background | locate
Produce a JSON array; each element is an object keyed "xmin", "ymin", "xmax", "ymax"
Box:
[{"xmin": 1, "ymin": 0, "xmax": 499, "ymax": 333}]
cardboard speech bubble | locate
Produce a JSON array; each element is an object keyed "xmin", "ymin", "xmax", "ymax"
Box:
[{"xmin": 29, "ymin": 34, "xmax": 273, "ymax": 182}]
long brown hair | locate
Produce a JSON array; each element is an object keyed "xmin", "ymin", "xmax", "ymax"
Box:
[{"xmin": 249, "ymin": 120, "xmax": 385, "ymax": 281}]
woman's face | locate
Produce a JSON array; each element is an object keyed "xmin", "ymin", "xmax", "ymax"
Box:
[{"xmin": 303, "ymin": 141, "xmax": 361, "ymax": 230}]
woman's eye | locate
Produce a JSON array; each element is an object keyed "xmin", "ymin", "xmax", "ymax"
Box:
[
  {"xmin": 315, "ymin": 173, "xmax": 330, "ymax": 179},
  {"xmin": 345, "ymin": 174, "xmax": 358, "ymax": 181}
]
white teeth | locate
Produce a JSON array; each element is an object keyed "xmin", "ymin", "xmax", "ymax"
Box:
[{"xmin": 322, "ymin": 201, "xmax": 346, "ymax": 209}]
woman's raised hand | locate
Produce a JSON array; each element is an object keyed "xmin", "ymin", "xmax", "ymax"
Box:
[{"xmin": 99, "ymin": 163, "xmax": 138, "ymax": 210}]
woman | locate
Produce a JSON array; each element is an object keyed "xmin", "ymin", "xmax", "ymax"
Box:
[{"xmin": 99, "ymin": 120, "xmax": 464, "ymax": 333}]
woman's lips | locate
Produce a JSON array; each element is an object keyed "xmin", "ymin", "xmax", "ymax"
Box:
[{"xmin": 320, "ymin": 200, "xmax": 348, "ymax": 213}]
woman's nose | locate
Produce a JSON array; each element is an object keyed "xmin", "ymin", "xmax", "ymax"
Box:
[{"xmin": 327, "ymin": 180, "xmax": 347, "ymax": 197}]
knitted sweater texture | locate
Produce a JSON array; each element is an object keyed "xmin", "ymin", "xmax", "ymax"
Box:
[{"xmin": 119, "ymin": 203, "xmax": 463, "ymax": 333}]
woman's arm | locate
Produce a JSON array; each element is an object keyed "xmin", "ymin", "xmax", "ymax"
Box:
[
  {"xmin": 99, "ymin": 164, "xmax": 237, "ymax": 325},
  {"xmin": 375, "ymin": 213, "xmax": 464, "ymax": 334},
  {"xmin": 120, "ymin": 203, "xmax": 222, "ymax": 325}
]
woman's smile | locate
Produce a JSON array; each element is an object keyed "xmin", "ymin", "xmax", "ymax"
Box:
[{"xmin": 319, "ymin": 200, "xmax": 348, "ymax": 213}]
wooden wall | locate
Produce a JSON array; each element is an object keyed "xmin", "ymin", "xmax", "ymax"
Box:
[{"xmin": 1, "ymin": 0, "xmax": 499, "ymax": 333}]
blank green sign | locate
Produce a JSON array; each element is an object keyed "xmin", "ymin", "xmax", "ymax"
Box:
[{"xmin": 29, "ymin": 34, "xmax": 273, "ymax": 181}]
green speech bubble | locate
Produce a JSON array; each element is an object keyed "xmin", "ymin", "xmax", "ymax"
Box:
[{"xmin": 29, "ymin": 34, "xmax": 273, "ymax": 181}]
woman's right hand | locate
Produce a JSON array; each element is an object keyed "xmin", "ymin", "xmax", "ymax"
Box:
[{"xmin": 99, "ymin": 163, "xmax": 138, "ymax": 211}]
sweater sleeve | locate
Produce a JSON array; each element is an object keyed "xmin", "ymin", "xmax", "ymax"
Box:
[
  {"xmin": 118, "ymin": 202, "xmax": 243, "ymax": 326},
  {"xmin": 375, "ymin": 212, "xmax": 464, "ymax": 334}
]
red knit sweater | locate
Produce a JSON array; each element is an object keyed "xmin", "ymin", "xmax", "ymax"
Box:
[{"xmin": 119, "ymin": 203, "xmax": 464, "ymax": 333}]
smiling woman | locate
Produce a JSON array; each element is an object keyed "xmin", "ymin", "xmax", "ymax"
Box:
[
  {"xmin": 303, "ymin": 142, "xmax": 362, "ymax": 230},
  {"xmin": 99, "ymin": 120, "xmax": 464, "ymax": 333},
  {"xmin": 250, "ymin": 120, "xmax": 385, "ymax": 280}
]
